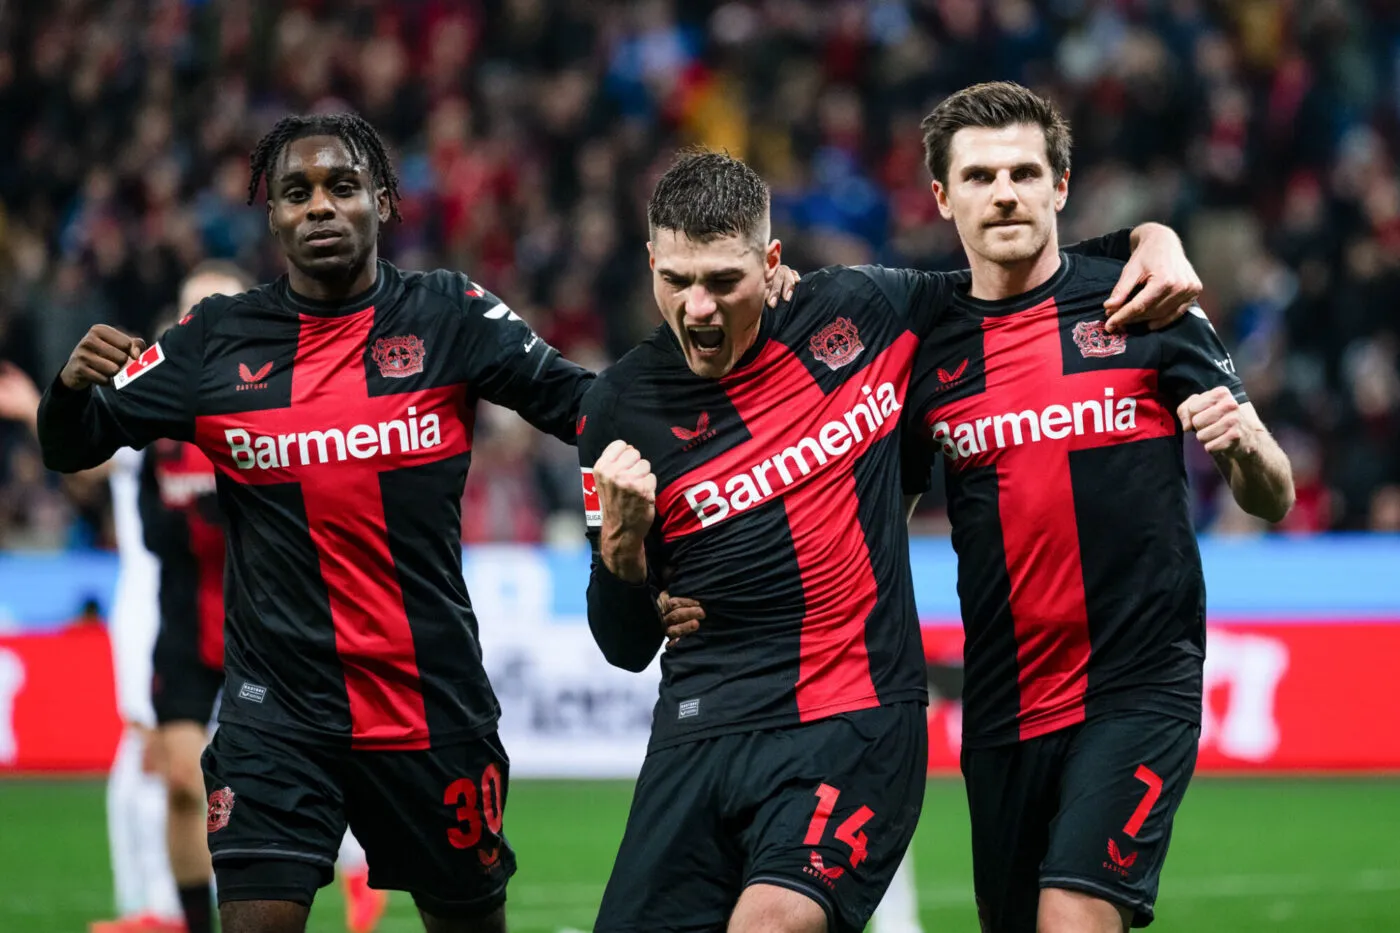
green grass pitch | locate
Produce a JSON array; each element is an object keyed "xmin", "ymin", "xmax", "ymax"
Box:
[{"xmin": 2, "ymin": 778, "xmax": 1397, "ymax": 931}]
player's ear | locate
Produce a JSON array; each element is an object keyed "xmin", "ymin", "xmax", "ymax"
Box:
[
  {"xmin": 647, "ymin": 241, "xmax": 655, "ymax": 271},
  {"xmin": 376, "ymin": 187, "xmax": 391, "ymax": 223},
  {"xmin": 931, "ymin": 180, "xmax": 954, "ymax": 220},
  {"xmin": 764, "ymin": 238, "xmax": 781, "ymax": 278},
  {"xmin": 1055, "ymin": 170, "xmax": 1069, "ymax": 213},
  {"xmin": 266, "ymin": 200, "xmax": 276, "ymax": 236}
]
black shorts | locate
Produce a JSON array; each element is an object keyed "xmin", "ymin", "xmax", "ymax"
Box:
[
  {"xmin": 201, "ymin": 722, "xmax": 516, "ymax": 919},
  {"xmin": 961, "ymin": 710, "xmax": 1199, "ymax": 931},
  {"xmin": 595, "ymin": 701, "xmax": 928, "ymax": 933},
  {"xmin": 151, "ymin": 619, "xmax": 223, "ymax": 726}
]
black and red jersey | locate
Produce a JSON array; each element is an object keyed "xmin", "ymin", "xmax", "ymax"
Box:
[
  {"xmin": 140, "ymin": 440, "xmax": 225, "ymax": 670},
  {"xmin": 904, "ymin": 253, "xmax": 1247, "ymax": 748},
  {"xmin": 39, "ymin": 261, "xmax": 592, "ymax": 750},
  {"xmin": 579, "ymin": 265, "xmax": 972, "ymax": 751}
]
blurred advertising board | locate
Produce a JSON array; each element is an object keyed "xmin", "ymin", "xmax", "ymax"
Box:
[{"xmin": 1, "ymin": 537, "xmax": 1397, "ymax": 775}]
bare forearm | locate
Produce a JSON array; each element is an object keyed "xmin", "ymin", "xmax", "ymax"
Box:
[
  {"xmin": 601, "ymin": 529, "xmax": 648, "ymax": 583},
  {"xmin": 1217, "ymin": 438, "xmax": 1294, "ymax": 523}
]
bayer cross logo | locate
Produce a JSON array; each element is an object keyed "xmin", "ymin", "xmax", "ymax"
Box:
[
  {"xmin": 372, "ymin": 335, "xmax": 426, "ymax": 378},
  {"xmin": 1072, "ymin": 320, "xmax": 1127, "ymax": 358},
  {"xmin": 809, "ymin": 318, "xmax": 864, "ymax": 370},
  {"xmin": 207, "ymin": 786, "xmax": 235, "ymax": 832}
]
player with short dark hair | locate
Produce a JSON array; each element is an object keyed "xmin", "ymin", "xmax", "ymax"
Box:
[
  {"xmin": 37, "ymin": 112, "xmax": 596, "ymax": 933},
  {"xmin": 904, "ymin": 81, "xmax": 1295, "ymax": 933},
  {"xmin": 137, "ymin": 265, "xmax": 250, "ymax": 933},
  {"xmin": 579, "ymin": 148, "xmax": 1204, "ymax": 933}
]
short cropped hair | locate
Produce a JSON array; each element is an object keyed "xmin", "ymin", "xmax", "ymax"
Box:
[
  {"xmin": 922, "ymin": 81, "xmax": 1072, "ymax": 185},
  {"xmin": 647, "ymin": 149, "xmax": 770, "ymax": 247}
]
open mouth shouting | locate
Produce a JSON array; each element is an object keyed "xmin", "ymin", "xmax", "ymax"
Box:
[{"xmin": 687, "ymin": 325, "xmax": 725, "ymax": 355}]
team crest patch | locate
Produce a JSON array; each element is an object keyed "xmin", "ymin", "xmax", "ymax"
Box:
[
  {"xmin": 207, "ymin": 786, "xmax": 235, "ymax": 832},
  {"xmin": 1072, "ymin": 320, "xmax": 1127, "ymax": 358},
  {"xmin": 809, "ymin": 318, "xmax": 864, "ymax": 370},
  {"xmin": 372, "ymin": 335, "xmax": 426, "ymax": 378}
]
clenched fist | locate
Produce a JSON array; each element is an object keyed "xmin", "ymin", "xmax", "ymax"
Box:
[
  {"xmin": 594, "ymin": 440, "xmax": 657, "ymax": 581},
  {"xmin": 60, "ymin": 325, "xmax": 147, "ymax": 391},
  {"xmin": 1177, "ymin": 386, "xmax": 1253, "ymax": 458}
]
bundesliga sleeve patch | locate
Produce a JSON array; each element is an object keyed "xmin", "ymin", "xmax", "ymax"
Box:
[
  {"xmin": 113, "ymin": 342, "xmax": 166, "ymax": 390},
  {"xmin": 581, "ymin": 467, "xmax": 602, "ymax": 528}
]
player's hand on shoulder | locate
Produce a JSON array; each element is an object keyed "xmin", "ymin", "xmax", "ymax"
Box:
[
  {"xmin": 1103, "ymin": 224, "xmax": 1203, "ymax": 333},
  {"xmin": 765, "ymin": 264, "xmax": 801, "ymax": 308},
  {"xmin": 1177, "ymin": 386, "xmax": 1252, "ymax": 458},
  {"xmin": 61, "ymin": 325, "xmax": 147, "ymax": 390},
  {"xmin": 593, "ymin": 439, "xmax": 656, "ymax": 534},
  {"xmin": 658, "ymin": 590, "xmax": 704, "ymax": 649}
]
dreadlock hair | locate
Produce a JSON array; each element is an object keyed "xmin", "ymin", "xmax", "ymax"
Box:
[{"xmin": 247, "ymin": 113, "xmax": 402, "ymax": 221}]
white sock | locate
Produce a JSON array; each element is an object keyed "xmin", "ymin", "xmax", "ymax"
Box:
[
  {"xmin": 338, "ymin": 829, "xmax": 368, "ymax": 872},
  {"xmin": 107, "ymin": 727, "xmax": 180, "ymax": 918},
  {"xmin": 871, "ymin": 849, "xmax": 923, "ymax": 933}
]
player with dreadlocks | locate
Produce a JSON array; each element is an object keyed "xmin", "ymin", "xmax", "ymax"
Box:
[{"xmin": 37, "ymin": 113, "xmax": 605, "ymax": 933}]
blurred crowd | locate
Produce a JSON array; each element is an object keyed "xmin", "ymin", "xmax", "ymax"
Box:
[{"xmin": 1, "ymin": 0, "xmax": 1399, "ymax": 551}]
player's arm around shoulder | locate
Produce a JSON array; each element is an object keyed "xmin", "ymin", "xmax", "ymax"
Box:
[
  {"xmin": 578, "ymin": 377, "xmax": 665, "ymax": 672},
  {"xmin": 1162, "ymin": 308, "xmax": 1295, "ymax": 523},
  {"xmin": 443, "ymin": 271, "xmax": 595, "ymax": 443}
]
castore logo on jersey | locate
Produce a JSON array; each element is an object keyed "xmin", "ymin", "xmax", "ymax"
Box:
[
  {"xmin": 237, "ymin": 362, "xmax": 272, "ymax": 391},
  {"xmin": 672, "ymin": 412, "xmax": 717, "ymax": 450},
  {"xmin": 935, "ymin": 358, "xmax": 970, "ymax": 391}
]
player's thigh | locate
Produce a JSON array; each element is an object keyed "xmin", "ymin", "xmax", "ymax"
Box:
[
  {"xmin": 201, "ymin": 723, "xmax": 345, "ymax": 906},
  {"xmin": 342, "ymin": 731, "xmax": 515, "ymax": 921},
  {"xmin": 594, "ymin": 739, "xmax": 741, "ymax": 933},
  {"xmin": 1042, "ymin": 711, "xmax": 1200, "ymax": 928},
  {"xmin": 742, "ymin": 702, "xmax": 929, "ymax": 933},
  {"xmin": 960, "ymin": 731, "xmax": 1068, "ymax": 933}
]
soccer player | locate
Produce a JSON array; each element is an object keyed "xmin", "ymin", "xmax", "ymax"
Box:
[
  {"xmin": 0, "ymin": 363, "xmax": 184, "ymax": 933},
  {"xmin": 578, "ymin": 150, "xmax": 1202, "ymax": 933},
  {"xmin": 902, "ymin": 82, "xmax": 1294, "ymax": 932},
  {"xmin": 139, "ymin": 266, "xmax": 246, "ymax": 933},
  {"xmin": 142, "ymin": 264, "xmax": 388, "ymax": 933},
  {"xmin": 37, "ymin": 113, "xmax": 595, "ymax": 933}
]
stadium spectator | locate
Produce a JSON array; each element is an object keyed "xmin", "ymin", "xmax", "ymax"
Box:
[{"xmin": 2, "ymin": 0, "xmax": 1398, "ymax": 542}]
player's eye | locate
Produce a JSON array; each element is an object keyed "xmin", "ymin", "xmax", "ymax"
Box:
[
  {"xmin": 708, "ymin": 277, "xmax": 739, "ymax": 293},
  {"xmin": 283, "ymin": 188, "xmax": 308, "ymax": 201},
  {"xmin": 967, "ymin": 171, "xmax": 992, "ymax": 184},
  {"xmin": 1013, "ymin": 167, "xmax": 1039, "ymax": 182},
  {"xmin": 334, "ymin": 182, "xmax": 358, "ymax": 197}
]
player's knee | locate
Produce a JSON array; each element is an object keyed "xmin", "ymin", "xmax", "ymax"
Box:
[
  {"xmin": 729, "ymin": 883, "xmax": 828, "ymax": 933},
  {"xmin": 1037, "ymin": 887, "xmax": 1129, "ymax": 933},
  {"xmin": 165, "ymin": 760, "xmax": 206, "ymax": 811}
]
